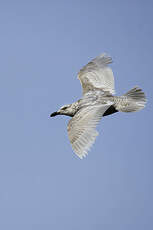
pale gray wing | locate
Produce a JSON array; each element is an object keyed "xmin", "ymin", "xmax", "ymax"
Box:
[
  {"xmin": 78, "ymin": 53, "xmax": 115, "ymax": 95},
  {"xmin": 67, "ymin": 103, "xmax": 112, "ymax": 159}
]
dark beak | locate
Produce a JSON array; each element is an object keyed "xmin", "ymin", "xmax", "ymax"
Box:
[{"xmin": 50, "ymin": 111, "xmax": 60, "ymax": 117}]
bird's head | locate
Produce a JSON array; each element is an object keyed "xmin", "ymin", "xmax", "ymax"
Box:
[{"xmin": 50, "ymin": 104, "xmax": 74, "ymax": 117}]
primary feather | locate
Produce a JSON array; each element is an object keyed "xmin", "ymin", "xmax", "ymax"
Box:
[
  {"xmin": 67, "ymin": 103, "xmax": 112, "ymax": 159},
  {"xmin": 78, "ymin": 53, "xmax": 115, "ymax": 95}
]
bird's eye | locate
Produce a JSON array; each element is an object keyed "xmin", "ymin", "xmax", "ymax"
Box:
[{"xmin": 62, "ymin": 106, "xmax": 67, "ymax": 110}]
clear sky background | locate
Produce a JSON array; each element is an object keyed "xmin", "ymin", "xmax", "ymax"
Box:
[{"xmin": 0, "ymin": 1, "xmax": 153, "ymax": 229}]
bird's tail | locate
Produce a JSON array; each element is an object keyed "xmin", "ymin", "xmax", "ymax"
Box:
[{"xmin": 115, "ymin": 87, "xmax": 146, "ymax": 112}]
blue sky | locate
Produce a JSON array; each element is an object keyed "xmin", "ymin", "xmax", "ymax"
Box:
[{"xmin": 0, "ymin": 1, "xmax": 153, "ymax": 229}]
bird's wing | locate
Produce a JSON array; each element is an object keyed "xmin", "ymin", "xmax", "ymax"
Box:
[
  {"xmin": 67, "ymin": 103, "xmax": 112, "ymax": 159},
  {"xmin": 78, "ymin": 53, "xmax": 115, "ymax": 95}
]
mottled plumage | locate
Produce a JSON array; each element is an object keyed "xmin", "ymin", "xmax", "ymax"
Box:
[{"xmin": 50, "ymin": 54, "xmax": 146, "ymax": 159}]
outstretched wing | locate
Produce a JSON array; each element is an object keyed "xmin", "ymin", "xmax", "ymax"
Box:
[
  {"xmin": 67, "ymin": 103, "xmax": 112, "ymax": 159},
  {"xmin": 78, "ymin": 53, "xmax": 115, "ymax": 95}
]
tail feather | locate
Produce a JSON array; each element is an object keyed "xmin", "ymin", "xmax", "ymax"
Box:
[{"xmin": 116, "ymin": 87, "xmax": 146, "ymax": 112}]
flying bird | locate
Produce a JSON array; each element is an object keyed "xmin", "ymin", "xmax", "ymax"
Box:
[{"xmin": 50, "ymin": 54, "xmax": 146, "ymax": 159}]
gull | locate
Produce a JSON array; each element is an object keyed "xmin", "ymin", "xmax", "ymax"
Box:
[{"xmin": 50, "ymin": 54, "xmax": 146, "ymax": 159}]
